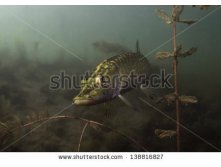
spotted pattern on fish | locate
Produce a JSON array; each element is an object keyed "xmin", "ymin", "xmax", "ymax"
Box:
[{"xmin": 73, "ymin": 44, "xmax": 151, "ymax": 106}]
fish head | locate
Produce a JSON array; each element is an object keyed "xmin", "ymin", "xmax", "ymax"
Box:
[
  {"xmin": 73, "ymin": 74, "xmax": 117, "ymax": 106},
  {"xmin": 73, "ymin": 60, "xmax": 120, "ymax": 106}
]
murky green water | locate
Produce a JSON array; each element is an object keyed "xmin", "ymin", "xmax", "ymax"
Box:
[{"xmin": 0, "ymin": 6, "xmax": 220, "ymax": 152}]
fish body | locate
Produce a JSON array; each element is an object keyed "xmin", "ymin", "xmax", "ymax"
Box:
[{"xmin": 73, "ymin": 41, "xmax": 151, "ymax": 105}]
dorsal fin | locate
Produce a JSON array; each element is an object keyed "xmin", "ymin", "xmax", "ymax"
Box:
[{"xmin": 136, "ymin": 40, "xmax": 140, "ymax": 54}]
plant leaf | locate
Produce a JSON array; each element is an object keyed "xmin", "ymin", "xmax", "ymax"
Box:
[
  {"xmin": 172, "ymin": 5, "xmax": 184, "ymax": 21},
  {"xmin": 155, "ymin": 129, "xmax": 176, "ymax": 139},
  {"xmin": 156, "ymin": 9, "xmax": 173, "ymax": 24},
  {"xmin": 179, "ymin": 47, "xmax": 197, "ymax": 57},
  {"xmin": 163, "ymin": 93, "xmax": 176, "ymax": 105},
  {"xmin": 179, "ymin": 95, "xmax": 198, "ymax": 105},
  {"xmin": 178, "ymin": 19, "xmax": 197, "ymax": 25},
  {"xmin": 155, "ymin": 52, "xmax": 174, "ymax": 59},
  {"xmin": 159, "ymin": 93, "xmax": 198, "ymax": 106}
]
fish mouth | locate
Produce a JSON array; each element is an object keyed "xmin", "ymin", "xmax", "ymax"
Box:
[{"xmin": 73, "ymin": 97, "xmax": 97, "ymax": 106}]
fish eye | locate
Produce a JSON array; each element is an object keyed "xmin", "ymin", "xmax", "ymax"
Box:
[
  {"xmin": 95, "ymin": 75, "xmax": 102, "ymax": 85},
  {"xmin": 94, "ymin": 75, "xmax": 110, "ymax": 89}
]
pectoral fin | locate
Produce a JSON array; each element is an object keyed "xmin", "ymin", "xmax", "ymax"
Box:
[
  {"xmin": 118, "ymin": 94, "xmax": 133, "ymax": 108},
  {"xmin": 118, "ymin": 94, "xmax": 142, "ymax": 112}
]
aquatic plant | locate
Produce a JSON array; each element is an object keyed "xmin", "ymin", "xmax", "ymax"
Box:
[
  {"xmin": 0, "ymin": 5, "xmax": 219, "ymax": 152},
  {"xmin": 155, "ymin": 5, "xmax": 211, "ymax": 151},
  {"xmin": 0, "ymin": 111, "xmax": 148, "ymax": 151}
]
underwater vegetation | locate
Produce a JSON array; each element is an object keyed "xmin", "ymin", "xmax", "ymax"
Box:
[
  {"xmin": 155, "ymin": 5, "xmax": 199, "ymax": 152},
  {"xmin": 0, "ymin": 5, "xmax": 221, "ymax": 152}
]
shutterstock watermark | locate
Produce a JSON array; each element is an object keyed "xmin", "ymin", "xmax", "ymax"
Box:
[{"xmin": 49, "ymin": 69, "xmax": 173, "ymax": 90}]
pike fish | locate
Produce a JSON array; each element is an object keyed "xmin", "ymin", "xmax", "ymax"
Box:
[{"xmin": 73, "ymin": 41, "xmax": 151, "ymax": 106}]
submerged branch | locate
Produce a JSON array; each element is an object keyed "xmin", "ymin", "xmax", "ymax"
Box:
[
  {"xmin": 0, "ymin": 115, "xmax": 148, "ymax": 152},
  {"xmin": 0, "ymin": 121, "xmax": 8, "ymax": 129},
  {"xmin": 77, "ymin": 122, "xmax": 89, "ymax": 152}
]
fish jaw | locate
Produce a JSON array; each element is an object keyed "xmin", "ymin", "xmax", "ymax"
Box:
[
  {"xmin": 73, "ymin": 97, "xmax": 97, "ymax": 106},
  {"xmin": 73, "ymin": 95, "xmax": 107, "ymax": 106}
]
